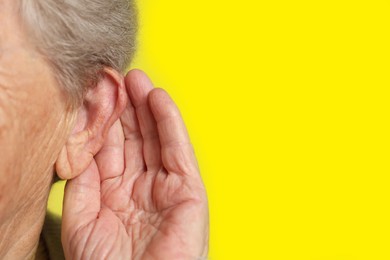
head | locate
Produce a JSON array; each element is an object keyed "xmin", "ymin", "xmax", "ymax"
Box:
[{"xmin": 0, "ymin": 0, "xmax": 137, "ymax": 227}]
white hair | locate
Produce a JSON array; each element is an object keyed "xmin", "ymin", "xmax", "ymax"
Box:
[{"xmin": 19, "ymin": 0, "xmax": 138, "ymax": 108}]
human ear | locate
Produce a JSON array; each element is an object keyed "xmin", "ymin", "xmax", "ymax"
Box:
[{"xmin": 55, "ymin": 68, "xmax": 127, "ymax": 180}]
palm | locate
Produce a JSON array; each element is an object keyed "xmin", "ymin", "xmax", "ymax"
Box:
[{"xmin": 61, "ymin": 71, "xmax": 209, "ymax": 260}]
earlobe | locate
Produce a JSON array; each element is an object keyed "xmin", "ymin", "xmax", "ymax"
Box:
[{"xmin": 56, "ymin": 68, "xmax": 128, "ymax": 180}]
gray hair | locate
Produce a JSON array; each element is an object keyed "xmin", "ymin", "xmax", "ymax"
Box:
[{"xmin": 19, "ymin": 0, "xmax": 138, "ymax": 108}]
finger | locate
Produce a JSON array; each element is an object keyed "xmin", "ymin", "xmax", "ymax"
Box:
[
  {"xmin": 94, "ymin": 120, "xmax": 125, "ymax": 181},
  {"xmin": 120, "ymin": 94, "xmax": 145, "ymax": 174},
  {"xmin": 62, "ymin": 160, "xmax": 101, "ymax": 243},
  {"xmin": 125, "ymin": 69, "xmax": 162, "ymax": 171},
  {"xmin": 148, "ymin": 88, "xmax": 199, "ymax": 176}
]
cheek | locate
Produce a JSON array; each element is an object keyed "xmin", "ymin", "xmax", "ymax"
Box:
[
  {"xmin": 0, "ymin": 86, "xmax": 65, "ymax": 222},
  {"xmin": 0, "ymin": 156, "xmax": 21, "ymax": 223},
  {"xmin": 0, "ymin": 107, "xmax": 23, "ymax": 223},
  {"xmin": 0, "ymin": 62, "xmax": 68, "ymax": 221}
]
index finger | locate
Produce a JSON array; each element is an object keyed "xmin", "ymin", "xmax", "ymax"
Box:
[{"xmin": 95, "ymin": 119, "xmax": 125, "ymax": 181}]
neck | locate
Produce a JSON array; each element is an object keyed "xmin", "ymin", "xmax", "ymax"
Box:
[{"xmin": 0, "ymin": 175, "xmax": 52, "ymax": 260}]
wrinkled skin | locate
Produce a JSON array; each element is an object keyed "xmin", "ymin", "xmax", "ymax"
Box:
[
  {"xmin": 0, "ymin": 0, "xmax": 208, "ymax": 259},
  {"xmin": 0, "ymin": 1, "xmax": 73, "ymax": 259},
  {"xmin": 62, "ymin": 71, "xmax": 209, "ymax": 259}
]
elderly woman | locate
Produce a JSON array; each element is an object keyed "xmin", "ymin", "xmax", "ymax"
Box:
[{"xmin": 0, "ymin": 0, "xmax": 209, "ymax": 259}]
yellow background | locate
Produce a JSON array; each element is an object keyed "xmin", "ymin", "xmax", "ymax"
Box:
[{"xmin": 48, "ymin": 0, "xmax": 390, "ymax": 259}]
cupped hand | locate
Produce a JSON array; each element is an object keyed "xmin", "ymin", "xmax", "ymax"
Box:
[{"xmin": 61, "ymin": 70, "xmax": 209, "ymax": 260}]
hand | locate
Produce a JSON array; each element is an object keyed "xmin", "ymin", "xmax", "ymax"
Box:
[{"xmin": 61, "ymin": 70, "xmax": 209, "ymax": 260}]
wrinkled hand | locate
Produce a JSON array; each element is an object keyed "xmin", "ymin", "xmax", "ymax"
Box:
[{"xmin": 61, "ymin": 70, "xmax": 209, "ymax": 260}]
